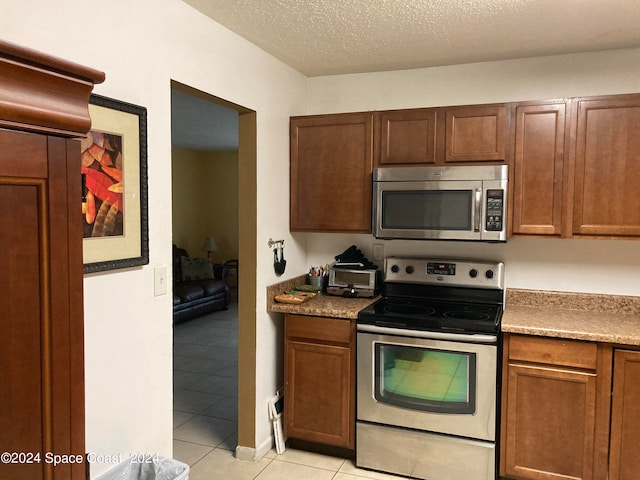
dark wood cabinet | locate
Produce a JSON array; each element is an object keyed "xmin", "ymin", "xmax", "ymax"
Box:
[
  {"xmin": 0, "ymin": 41, "xmax": 103, "ymax": 480},
  {"xmin": 290, "ymin": 113, "xmax": 373, "ymax": 232},
  {"xmin": 571, "ymin": 95, "xmax": 640, "ymax": 237},
  {"xmin": 609, "ymin": 349, "xmax": 640, "ymax": 480},
  {"xmin": 284, "ymin": 314, "xmax": 355, "ymax": 449},
  {"xmin": 500, "ymin": 334, "xmax": 611, "ymax": 480},
  {"xmin": 511, "ymin": 102, "xmax": 567, "ymax": 236}
]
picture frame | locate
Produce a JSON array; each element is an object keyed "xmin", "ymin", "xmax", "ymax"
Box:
[{"xmin": 82, "ymin": 94, "xmax": 149, "ymax": 274}]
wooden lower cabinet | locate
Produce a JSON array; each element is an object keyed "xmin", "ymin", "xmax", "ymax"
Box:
[
  {"xmin": 609, "ymin": 349, "xmax": 640, "ymax": 480},
  {"xmin": 500, "ymin": 334, "xmax": 611, "ymax": 480},
  {"xmin": 284, "ymin": 314, "xmax": 355, "ymax": 449}
]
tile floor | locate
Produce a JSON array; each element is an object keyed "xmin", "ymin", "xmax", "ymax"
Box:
[{"xmin": 173, "ymin": 300, "xmax": 409, "ymax": 480}]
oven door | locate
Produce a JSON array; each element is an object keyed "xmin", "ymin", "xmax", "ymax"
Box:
[
  {"xmin": 373, "ymin": 179, "xmax": 506, "ymax": 241},
  {"xmin": 357, "ymin": 327, "xmax": 497, "ymax": 441}
]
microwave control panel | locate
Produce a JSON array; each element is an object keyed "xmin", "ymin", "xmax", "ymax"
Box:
[{"xmin": 485, "ymin": 189, "xmax": 504, "ymax": 232}]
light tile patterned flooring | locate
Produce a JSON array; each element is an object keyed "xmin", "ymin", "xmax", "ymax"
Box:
[{"xmin": 173, "ymin": 301, "xmax": 407, "ymax": 480}]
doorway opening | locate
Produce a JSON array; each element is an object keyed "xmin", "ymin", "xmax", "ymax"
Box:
[{"xmin": 170, "ymin": 80, "xmax": 256, "ymax": 466}]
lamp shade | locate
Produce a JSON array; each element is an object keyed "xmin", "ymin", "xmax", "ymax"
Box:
[{"xmin": 201, "ymin": 236, "xmax": 219, "ymax": 253}]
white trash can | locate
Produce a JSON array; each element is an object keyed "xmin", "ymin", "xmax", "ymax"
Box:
[{"xmin": 96, "ymin": 457, "xmax": 189, "ymax": 480}]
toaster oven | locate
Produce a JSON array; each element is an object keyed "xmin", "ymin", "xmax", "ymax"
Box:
[{"xmin": 327, "ymin": 266, "xmax": 380, "ymax": 298}]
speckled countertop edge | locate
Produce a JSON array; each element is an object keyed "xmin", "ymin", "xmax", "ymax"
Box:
[
  {"xmin": 504, "ymin": 289, "xmax": 640, "ymax": 346},
  {"xmin": 266, "ymin": 274, "xmax": 379, "ymax": 320}
]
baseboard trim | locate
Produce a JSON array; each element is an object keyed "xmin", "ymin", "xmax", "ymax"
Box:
[{"xmin": 235, "ymin": 436, "xmax": 273, "ymax": 462}]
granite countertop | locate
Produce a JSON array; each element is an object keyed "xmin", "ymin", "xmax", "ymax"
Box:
[
  {"xmin": 267, "ymin": 274, "xmax": 379, "ymax": 319},
  {"xmin": 504, "ymin": 289, "xmax": 640, "ymax": 346},
  {"xmin": 268, "ymin": 279, "xmax": 640, "ymax": 343}
]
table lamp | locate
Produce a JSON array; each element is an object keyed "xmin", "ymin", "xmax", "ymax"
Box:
[{"xmin": 201, "ymin": 236, "xmax": 219, "ymax": 260}]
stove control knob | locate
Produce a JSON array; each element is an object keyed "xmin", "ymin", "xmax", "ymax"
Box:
[
  {"xmin": 391, "ymin": 264, "xmax": 399, "ymax": 273},
  {"xmin": 469, "ymin": 268, "xmax": 478, "ymax": 278},
  {"xmin": 485, "ymin": 269, "xmax": 494, "ymax": 279},
  {"xmin": 405, "ymin": 265, "xmax": 414, "ymax": 274}
]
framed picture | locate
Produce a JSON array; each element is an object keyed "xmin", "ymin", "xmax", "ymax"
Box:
[{"xmin": 82, "ymin": 94, "xmax": 148, "ymax": 274}]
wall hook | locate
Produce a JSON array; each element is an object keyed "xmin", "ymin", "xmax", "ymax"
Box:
[
  {"xmin": 269, "ymin": 238, "xmax": 286, "ymax": 275},
  {"xmin": 268, "ymin": 238, "xmax": 284, "ymax": 248}
]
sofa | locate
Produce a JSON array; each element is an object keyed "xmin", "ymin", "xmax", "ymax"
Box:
[{"xmin": 173, "ymin": 244, "xmax": 230, "ymax": 323}]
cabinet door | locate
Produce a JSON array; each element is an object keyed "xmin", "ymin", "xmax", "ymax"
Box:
[
  {"xmin": 285, "ymin": 340, "xmax": 353, "ymax": 448},
  {"xmin": 573, "ymin": 96, "xmax": 640, "ymax": 236},
  {"xmin": 290, "ymin": 113, "xmax": 373, "ymax": 232},
  {"xmin": 512, "ymin": 103, "xmax": 566, "ymax": 235},
  {"xmin": 0, "ymin": 130, "xmax": 85, "ymax": 480},
  {"xmin": 444, "ymin": 105, "xmax": 506, "ymax": 163},
  {"xmin": 503, "ymin": 363, "xmax": 597, "ymax": 480},
  {"xmin": 379, "ymin": 109, "xmax": 437, "ymax": 165},
  {"xmin": 609, "ymin": 350, "xmax": 640, "ymax": 480}
]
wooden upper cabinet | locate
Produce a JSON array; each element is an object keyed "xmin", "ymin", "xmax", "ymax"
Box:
[
  {"xmin": 379, "ymin": 109, "xmax": 437, "ymax": 165},
  {"xmin": 444, "ymin": 105, "xmax": 507, "ymax": 163},
  {"xmin": 511, "ymin": 102, "xmax": 567, "ymax": 236},
  {"xmin": 291, "ymin": 93, "xmax": 640, "ymax": 239},
  {"xmin": 290, "ymin": 113, "xmax": 373, "ymax": 232},
  {"xmin": 377, "ymin": 104, "xmax": 508, "ymax": 167},
  {"xmin": 572, "ymin": 95, "xmax": 640, "ymax": 237}
]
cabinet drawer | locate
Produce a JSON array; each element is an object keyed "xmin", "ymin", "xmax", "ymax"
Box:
[
  {"xmin": 286, "ymin": 314, "xmax": 352, "ymax": 344},
  {"xmin": 508, "ymin": 334, "xmax": 597, "ymax": 370}
]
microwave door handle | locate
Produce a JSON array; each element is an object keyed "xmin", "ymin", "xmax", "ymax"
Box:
[{"xmin": 474, "ymin": 188, "xmax": 482, "ymax": 232}]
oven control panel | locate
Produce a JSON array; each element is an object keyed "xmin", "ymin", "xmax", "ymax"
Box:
[
  {"xmin": 385, "ymin": 256, "xmax": 504, "ymax": 289},
  {"xmin": 426, "ymin": 262, "xmax": 456, "ymax": 276}
]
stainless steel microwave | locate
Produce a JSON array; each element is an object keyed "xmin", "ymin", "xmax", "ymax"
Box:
[{"xmin": 373, "ymin": 165, "xmax": 508, "ymax": 241}]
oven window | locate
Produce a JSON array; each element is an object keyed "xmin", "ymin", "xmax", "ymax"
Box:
[
  {"xmin": 382, "ymin": 190, "xmax": 472, "ymax": 231},
  {"xmin": 375, "ymin": 343, "xmax": 476, "ymax": 414}
]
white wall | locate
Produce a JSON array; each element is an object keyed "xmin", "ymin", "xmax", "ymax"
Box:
[
  {"xmin": 1, "ymin": 0, "xmax": 307, "ymax": 477},
  {"xmin": 303, "ymin": 49, "xmax": 640, "ymax": 297},
  {"xmin": 302, "ymin": 234, "xmax": 640, "ymax": 296}
]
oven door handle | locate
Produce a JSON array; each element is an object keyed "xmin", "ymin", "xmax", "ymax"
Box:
[{"xmin": 357, "ymin": 324, "xmax": 498, "ymax": 344}]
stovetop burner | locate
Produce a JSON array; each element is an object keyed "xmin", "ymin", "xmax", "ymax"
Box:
[
  {"xmin": 360, "ymin": 296, "xmax": 502, "ymax": 334},
  {"xmin": 383, "ymin": 303, "xmax": 436, "ymax": 316},
  {"xmin": 443, "ymin": 306, "xmax": 493, "ymax": 322},
  {"xmin": 357, "ymin": 256, "xmax": 505, "ymax": 336}
]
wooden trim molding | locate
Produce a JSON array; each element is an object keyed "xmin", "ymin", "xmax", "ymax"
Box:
[{"xmin": 0, "ymin": 40, "xmax": 105, "ymax": 137}]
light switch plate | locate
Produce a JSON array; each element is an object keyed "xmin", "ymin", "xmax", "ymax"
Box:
[{"xmin": 154, "ymin": 265, "xmax": 168, "ymax": 296}]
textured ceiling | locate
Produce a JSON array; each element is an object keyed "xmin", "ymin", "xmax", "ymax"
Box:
[
  {"xmin": 183, "ymin": 0, "xmax": 640, "ymax": 76},
  {"xmin": 174, "ymin": 0, "xmax": 640, "ymax": 151}
]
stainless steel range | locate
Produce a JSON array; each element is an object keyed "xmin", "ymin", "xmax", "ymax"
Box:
[{"xmin": 356, "ymin": 256, "xmax": 504, "ymax": 480}]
